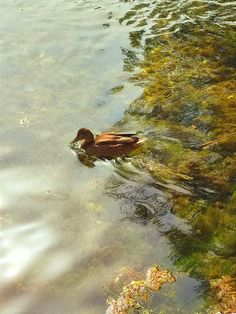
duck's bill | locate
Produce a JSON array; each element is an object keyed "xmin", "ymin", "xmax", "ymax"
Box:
[{"xmin": 70, "ymin": 137, "xmax": 78, "ymax": 144}]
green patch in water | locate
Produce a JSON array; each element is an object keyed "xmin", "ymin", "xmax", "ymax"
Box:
[
  {"xmin": 109, "ymin": 85, "xmax": 124, "ymax": 94},
  {"xmin": 116, "ymin": 2, "xmax": 236, "ymax": 311}
]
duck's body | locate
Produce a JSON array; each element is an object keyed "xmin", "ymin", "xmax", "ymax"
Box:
[{"xmin": 71, "ymin": 128, "xmax": 144, "ymax": 158}]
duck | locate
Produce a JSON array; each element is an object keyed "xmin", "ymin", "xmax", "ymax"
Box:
[{"xmin": 70, "ymin": 128, "xmax": 145, "ymax": 158}]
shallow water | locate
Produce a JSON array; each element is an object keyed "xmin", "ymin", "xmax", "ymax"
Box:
[{"xmin": 0, "ymin": 1, "xmax": 235, "ymax": 313}]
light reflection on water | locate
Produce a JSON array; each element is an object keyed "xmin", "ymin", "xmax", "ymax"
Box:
[
  {"xmin": 0, "ymin": 222, "xmax": 56, "ymax": 283},
  {"xmin": 1, "ymin": 0, "xmax": 233, "ymax": 313}
]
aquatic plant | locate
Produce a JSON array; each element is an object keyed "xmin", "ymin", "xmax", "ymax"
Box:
[
  {"xmin": 114, "ymin": 0, "xmax": 236, "ymax": 311},
  {"xmin": 210, "ymin": 276, "xmax": 236, "ymax": 313},
  {"xmin": 106, "ymin": 265, "xmax": 176, "ymax": 314}
]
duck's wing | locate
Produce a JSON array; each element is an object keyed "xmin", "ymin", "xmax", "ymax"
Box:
[
  {"xmin": 103, "ymin": 132, "xmax": 137, "ymax": 136},
  {"xmin": 95, "ymin": 133, "xmax": 140, "ymax": 145}
]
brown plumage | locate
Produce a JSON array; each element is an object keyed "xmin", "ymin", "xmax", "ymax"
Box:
[{"xmin": 70, "ymin": 128, "xmax": 145, "ymax": 158}]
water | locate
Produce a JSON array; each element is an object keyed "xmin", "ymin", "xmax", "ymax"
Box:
[{"xmin": 1, "ymin": 1, "xmax": 235, "ymax": 313}]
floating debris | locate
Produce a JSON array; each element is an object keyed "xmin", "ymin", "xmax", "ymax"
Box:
[{"xmin": 19, "ymin": 117, "xmax": 31, "ymax": 128}]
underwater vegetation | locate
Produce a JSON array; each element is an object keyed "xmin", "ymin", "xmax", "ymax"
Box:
[
  {"xmin": 106, "ymin": 265, "xmax": 176, "ymax": 314},
  {"xmin": 210, "ymin": 275, "xmax": 236, "ymax": 313},
  {"xmin": 113, "ymin": 0, "xmax": 236, "ymax": 311}
]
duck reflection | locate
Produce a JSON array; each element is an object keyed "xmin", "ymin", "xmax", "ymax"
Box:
[
  {"xmin": 70, "ymin": 145, "xmax": 136, "ymax": 168},
  {"xmin": 71, "ymin": 147, "xmax": 97, "ymax": 168}
]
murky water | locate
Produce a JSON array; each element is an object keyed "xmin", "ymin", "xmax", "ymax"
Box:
[{"xmin": 1, "ymin": 1, "xmax": 235, "ymax": 313}]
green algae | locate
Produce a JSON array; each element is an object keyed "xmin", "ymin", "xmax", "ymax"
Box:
[
  {"xmin": 126, "ymin": 29, "xmax": 236, "ymax": 275},
  {"xmin": 116, "ymin": 1, "xmax": 236, "ymax": 310},
  {"xmin": 109, "ymin": 85, "xmax": 125, "ymax": 94}
]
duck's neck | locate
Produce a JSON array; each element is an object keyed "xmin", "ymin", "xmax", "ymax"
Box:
[{"xmin": 81, "ymin": 131, "xmax": 94, "ymax": 149}]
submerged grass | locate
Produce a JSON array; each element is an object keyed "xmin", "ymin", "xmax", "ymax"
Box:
[{"xmin": 114, "ymin": 1, "xmax": 236, "ymax": 311}]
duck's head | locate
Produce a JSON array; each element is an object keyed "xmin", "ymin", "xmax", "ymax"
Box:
[{"xmin": 70, "ymin": 128, "xmax": 94, "ymax": 144}]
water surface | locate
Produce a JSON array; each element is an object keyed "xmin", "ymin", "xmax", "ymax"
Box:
[{"xmin": 1, "ymin": 1, "xmax": 235, "ymax": 313}]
